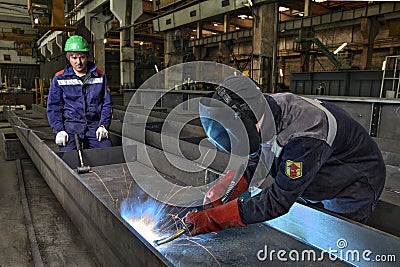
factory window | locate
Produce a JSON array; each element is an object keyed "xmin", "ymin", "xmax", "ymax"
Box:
[
  {"xmin": 190, "ymin": 10, "xmax": 196, "ymax": 17},
  {"xmin": 166, "ymin": 18, "xmax": 171, "ymax": 25},
  {"xmin": 222, "ymin": 0, "xmax": 229, "ymax": 7},
  {"xmin": 3, "ymin": 54, "xmax": 11, "ymax": 61}
]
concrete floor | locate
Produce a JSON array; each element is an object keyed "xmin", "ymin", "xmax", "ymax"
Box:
[{"xmin": 0, "ymin": 120, "xmax": 98, "ymax": 267}]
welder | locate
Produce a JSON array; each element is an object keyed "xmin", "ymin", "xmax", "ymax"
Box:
[
  {"xmin": 184, "ymin": 75, "xmax": 386, "ymax": 236},
  {"xmin": 47, "ymin": 35, "xmax": 112, "ymax": 152}
]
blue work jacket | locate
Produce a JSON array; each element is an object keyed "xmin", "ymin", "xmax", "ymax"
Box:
[{"xmin": 47, "ymin": 62, "xmax": 112, "ymax": 136}]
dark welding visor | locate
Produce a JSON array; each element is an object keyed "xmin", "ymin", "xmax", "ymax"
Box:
[
  {"xmin": 200, "ymin": 117, "xmax": 231, "ymax": 153},
  {"xmin": 199, "ymin": 97, "xmax": 260, "ymax": 156}
]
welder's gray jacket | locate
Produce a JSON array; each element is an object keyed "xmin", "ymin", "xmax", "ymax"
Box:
[{"xmin": 239, "ymin": 93, "xmax": 386, "ymax": 223}]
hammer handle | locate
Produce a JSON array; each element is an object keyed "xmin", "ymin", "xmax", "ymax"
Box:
[{"xmin": 74, "ymin": 134, "xmax": 81, "ymax": 151}]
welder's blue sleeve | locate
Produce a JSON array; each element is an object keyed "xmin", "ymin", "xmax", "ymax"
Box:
[
  {"xmin": 47, "ymin": 77, "xmax": 65, "ymax": 134},
  {"xmin": 239, "ymin": 137, "xmax": 331, "ymax": 224},
  {"xmin": 99, "ymin": 76, "xmax": 112, "ymax": 129}
]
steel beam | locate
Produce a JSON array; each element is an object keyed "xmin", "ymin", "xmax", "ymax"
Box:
[
  {"xmin": 267, "ymin": 203, "xmax": 400, "ymax": 267},
  {"xmin": 4, "ymin": 107, "xmax": 171, "ymax": 267},
  {"xmin": 279, "ymin": 2, "xmax": 400, "ymax": 33},
  {"xmin": 11, "ymin": 105, "xmax": 400, "ymax": 266}
]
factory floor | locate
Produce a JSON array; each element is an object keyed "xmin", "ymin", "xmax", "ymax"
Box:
[{"xmin": 0, "ymin": 120, "xmax": 98, "ymax": 267}]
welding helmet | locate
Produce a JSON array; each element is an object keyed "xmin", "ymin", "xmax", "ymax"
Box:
[
  {"xmin": 64, "ymin": 35, "xmax": 89, "ymax": 52},
  {"xmin": 199, "ymin": 75, "xmax": 266, "ymax": 157}
]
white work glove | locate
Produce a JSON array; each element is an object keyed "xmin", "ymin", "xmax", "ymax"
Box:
[
  {"xmin": 55, "ymin": 131, "xmax": 69, "ymax": 146},
  {"xmin": 96, "ymin": 125, "xmax": 109, "ymax": 141}
]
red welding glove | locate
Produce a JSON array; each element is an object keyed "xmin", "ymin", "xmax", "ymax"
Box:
[
  {"xmin": 185, "ymin": 199, "xmax": 246, "ymax": 236},
  {"xmin": 203, "ymin": 170, "xmax": 248, "ymax": 209}
]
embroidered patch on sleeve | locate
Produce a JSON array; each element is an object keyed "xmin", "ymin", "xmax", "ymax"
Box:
[{"xmin": 285, "ymin": 160, "xmax": 303, "ymax": 179}]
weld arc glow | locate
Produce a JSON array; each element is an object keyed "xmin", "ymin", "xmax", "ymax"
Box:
[{"xmin": 120, "ymin": 198, "xmax": 166, "ymax": 245}]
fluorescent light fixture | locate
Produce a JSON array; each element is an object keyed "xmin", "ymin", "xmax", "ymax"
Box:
[
  {"xmin": 212, "ymin": 32, "xmax": 217, "ymax": 35},
  {"xmin": 192, "ymin": 29, "xmax": 196, "ymax": 32},
  {"xmin": 333, "ymin": 42, "xmax": 347, "ymax": 54},
  {"xmin": 155, "ymin": 65, "xmax": 159, "ymax": 72},
  {"xmin": 238, "ymin": 14, "xmax": 248, "ymax": 19},
  {"xmin": 213, "ymin": 23, "xmax": 218, "ymax": 27},
  {"xmin": 103, "ymin": 38, "xmax": 107, "ymax": 44},
  {"xmin": 279, "ymin": 7, "xmax": 289, "ymax": 12},
  {"xmin": 34, "ymin": 17, "xmax": 39, "ymax": 24},
  {"xmin": 190, "ymin": 36, "xmax": 195, "ymax": 39},
  {"xmin": 279, "ymin": 68, "xmax": 284, "ymax": 77},
  {"xmin": 236, "ymin": 27, "xmax": 240, "ymax": 30}
]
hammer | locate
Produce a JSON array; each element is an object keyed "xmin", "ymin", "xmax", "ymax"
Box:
[{"xmin": 74, "ymin": 134, "xmax": 91, "ymax": 174}]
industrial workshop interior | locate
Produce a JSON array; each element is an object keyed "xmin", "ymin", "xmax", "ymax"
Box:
[{"xmin": 0, "ymin": 0, "xmax": 399, "ymax": 266}]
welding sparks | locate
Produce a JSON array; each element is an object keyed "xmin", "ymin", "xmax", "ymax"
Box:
[
  {"xmin": 119, "ymin": 184, "xmax": 205, "ymax": 249},
  {"xmin": 120, "ymin": 197, "xmax": 167, "ymax": 244},
  {"xmin": 119, "ymin": 192, "xmax": 222, "ymax": 266},
  {"xmin": 125, "ymin": 212, "xmax": 163, "ymax": 244}
]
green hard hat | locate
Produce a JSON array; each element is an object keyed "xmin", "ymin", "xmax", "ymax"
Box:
[{"xmin": 64, "ymin": 35, "xmax": 89, "ymax": 52}]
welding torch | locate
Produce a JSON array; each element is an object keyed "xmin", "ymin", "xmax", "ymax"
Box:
[
  {"xmin": 153, "ymin": 222, "xmax": 193, "ymax": 247},
  {"xmin": 153, "ymin": 165, "xmax": 246, "ymax": 247}
]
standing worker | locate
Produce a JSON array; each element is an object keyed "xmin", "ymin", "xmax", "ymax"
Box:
[
  {"xmin": 47, "ymin": 35, "xmax": 112, "ymax": 152},
  {"xmin": 185, "ymin": 75, "xmax": 386, "ymax": 235}
]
